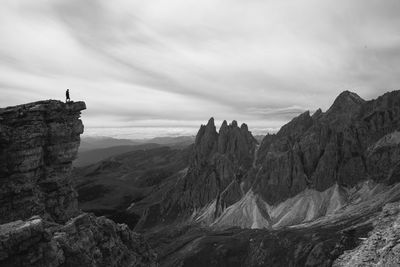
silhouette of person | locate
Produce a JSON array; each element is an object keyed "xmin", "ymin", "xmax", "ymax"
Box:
[{"xmin": 66, "ymin": 89, "xmax": 70, "ymax": 103}]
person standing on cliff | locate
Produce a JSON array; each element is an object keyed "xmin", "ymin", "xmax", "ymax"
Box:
[{"xmin": 66, "ymin": 89, "xmax": 70, "ymax": 103}]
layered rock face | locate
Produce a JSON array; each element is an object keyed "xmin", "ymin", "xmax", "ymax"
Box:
[
  {"xmin": 0, "ymin": 100, "xmax": 85, "ymax": 223},
  {"xmin": 178, "ymin": 118, "xmax": 258, "ymax": 217},
  {"xmin": 254, "ymin": 91, "xmax": 400, "ymax": 204},
  {"xmin": 0, "ymin": 100, "xmax": 157, "ymax": 267}
]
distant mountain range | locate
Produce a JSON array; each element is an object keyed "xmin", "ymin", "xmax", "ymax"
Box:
[
  {"xmin": 75, "ymin": 135, "xmax": 195, "ymax": 167},
  {"xmin": 74, "ymin": 143, "xmax": 162, "ymax": 167},
  {"xmin": 80, "ymin": 135, "xmax": 195, "ymax": 151}
]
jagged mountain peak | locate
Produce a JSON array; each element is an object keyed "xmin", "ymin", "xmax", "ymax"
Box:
[
  {"xmin": 255, "ymin": 89, "xmax": 400, "ymax": 205},
  {"xmin": 312, "ymin": 108, "xmax": 323, "ymax": 119},
  {"xmin": 326, "ymin": 90, "xmax": 365, "ymax": 116},
  {"xmin": 218, "ymin": 120, "xmax": 250, "ymax": 134},
  {"xmin": 206, "ymin": 116, "xmax": 215, "ymax": 127},
  {"xmin": 173, "ymin": 117, "xmax": 258, "ymax": 215},
  {"xmin": 240, "ymin": 123, "xmax": 249, "ymax": 131}
]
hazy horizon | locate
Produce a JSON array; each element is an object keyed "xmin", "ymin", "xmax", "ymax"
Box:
[
  {"xmin": 1, "ymin": 1, "xmax": 399, "ymax": 139},
  {"xmin": 83, "ymin": 124, "xmax": 275, "ymax": 139}
]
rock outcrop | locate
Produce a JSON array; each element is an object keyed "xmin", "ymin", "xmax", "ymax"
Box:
[
  {"xmin": 333, "ymin": 201, "xmax": 400, "ymax": 267},
  {"xmin": 0, "ymin": 100, "xmax": 85, "ymax": 223},
  {"xmin": 176, "ymin": 118, "xmax": 258, "ymax": 219},
  {"xmin": 181, "ymin": 118, "xmax": 257, "ymax": 209},
  {"xmin": 0, "ymin": 213, "xmax": 157, "ymax": 267},
  {"xmin": 0, "ymin": 100, "xmax": 157, "ymax": 267}
]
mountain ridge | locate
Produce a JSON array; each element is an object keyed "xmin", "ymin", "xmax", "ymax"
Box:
[{"xmin": 129, "ymin": 90, "xmax": 400, "ymax": 233}]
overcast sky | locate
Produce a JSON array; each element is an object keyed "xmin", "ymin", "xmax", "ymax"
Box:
[{"xmin": 1, "ymin": 0, "xmax": 399, "ymax": 138}]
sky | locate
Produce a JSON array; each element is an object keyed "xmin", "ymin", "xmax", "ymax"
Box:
[{"xmin": 1, "ymin": 0, "xmax": 400, "ymax": 138}]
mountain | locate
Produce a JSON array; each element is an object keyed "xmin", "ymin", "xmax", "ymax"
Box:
[
  {"xmin": 129, "ymin": 118, "xmax": 259, "ymax": 229},
  {"xmin": 127, "ymin": 91, "xmax": 400, "ymax": 229},
  {"xmin": 0, "ymin": 101, "xmax": 156, "ymax": 266},
  {"xmin": 187, "ymin": 90, "xmax": 400, "ymax": 229},
  {"xmin": 124, "ymin": 90, "xmax": 400, "ymax": 266},
  {"xmin": 253, "ymin": 90, "xmax": 400, "ymax": 204}
]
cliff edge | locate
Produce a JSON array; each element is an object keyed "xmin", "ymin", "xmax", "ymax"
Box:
[
  {"xmin": 0, "ymin": 100, "xmax": 85, "ymax": 223},
  {"xmin": 0, "ymin": 100, "xmax": 157, "ymax": 267}
]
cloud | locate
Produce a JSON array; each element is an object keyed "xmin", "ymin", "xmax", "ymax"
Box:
[{"xmin": 0, "ymin": 0, "xmax": 399, "ymax": 137}]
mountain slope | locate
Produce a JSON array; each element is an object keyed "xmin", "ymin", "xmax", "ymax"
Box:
[{"xmin": 74, "ymin": 146, "xmax": 191, "ymax": 227}]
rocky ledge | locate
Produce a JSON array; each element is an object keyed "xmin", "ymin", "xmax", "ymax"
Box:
[
  {"xmin": 0, "ymin": 100, "xmax": 157, "ymax": 267},
  {"xmin": 0, "ymin": 100, "xmax": 85, "ymax": 223}
]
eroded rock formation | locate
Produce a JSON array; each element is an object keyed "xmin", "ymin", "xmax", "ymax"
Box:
[
  {"xmin": 180, "ymin": 118, "xmax": 258, "ymax": 211},
  {"xmin": 131, "ymin": 118, "xmax": 258, "ymax": 229},
  {"xmin": 0, "ymin": 100, "xmax": 157, "ymax": 267}
]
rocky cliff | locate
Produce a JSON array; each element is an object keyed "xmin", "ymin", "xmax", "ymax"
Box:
[
  {"xmin": 0, "ymin": 100, "xmax": 157, "ymax": 267},
  {"xmin": 0, "ymin": 100, "xmax": 85, "ymax": 223}
]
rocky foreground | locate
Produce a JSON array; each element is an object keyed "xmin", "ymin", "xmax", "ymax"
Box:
[{"xmin": 0, "ymin": 101, "xmax": 157, "ymax": 267}]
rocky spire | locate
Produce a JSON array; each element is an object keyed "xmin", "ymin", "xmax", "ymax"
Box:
[{"xmin": 175, "ymin": 118, "xmax": 258, "ymax": 217}]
